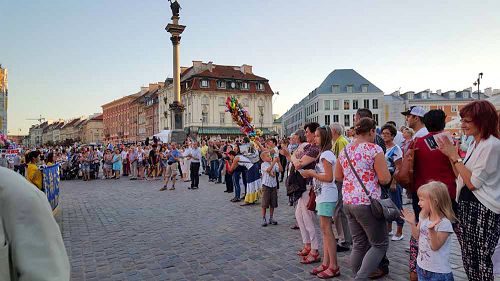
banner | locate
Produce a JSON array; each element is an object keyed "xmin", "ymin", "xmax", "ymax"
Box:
[{"xmin": 43, "ymin": 164, "xmax": 60, "ymax": 212}]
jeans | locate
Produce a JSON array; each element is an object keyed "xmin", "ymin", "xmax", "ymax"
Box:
[
  {"xmin": 190, "ymin": 162, "xmax": 200, "ymax": 188},
  {"xmin": 210, "ymin": 160, "xmax": 219, "ymax": 180},
  {"xmin": 388, "ymin": 185, "xmax": 405, "ymax": 226},
  {"xmin": 232, "ymin": 170, "xmax": 242, "ymax": 199},
  {"xmin": 417, "ymin": 265, "xmax": 454, "ymax": 281},
  {"xmin": 201, "ymin": 156, "xmax": 207, "ymax": 173},
  {"xmin": 225, "ymin": 173, "xmax": 233, "ymax": 192},
  {"xmin": 217, "ymin": 159, "xmax": 224, "ymax": 182}
]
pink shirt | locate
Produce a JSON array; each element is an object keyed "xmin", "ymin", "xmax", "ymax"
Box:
[{"xmin": 338, "ymin": 142, "xmax": 383, "ymax": 205}]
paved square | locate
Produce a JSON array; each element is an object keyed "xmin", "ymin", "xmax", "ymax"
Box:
[{"xmin": 59, "ymin": 175, "xmax": 467, "ymax": 281}]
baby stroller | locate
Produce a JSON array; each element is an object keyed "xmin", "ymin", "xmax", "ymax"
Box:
[{"xmin": 63, "ymin": 154, "xmax": 80, "ymax": 180}]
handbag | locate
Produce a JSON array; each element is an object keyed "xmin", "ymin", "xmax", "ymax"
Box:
[
  {"xmin": 394, "ymin": 140, "xmax": 415, "ymax": 191},
  {"xmin": 285, "ymin": 165, "xmax": 307, "ymax": 196},
  {"xmin": 306, "ymin": 187, "xmax": 316, "ymax": 211},
  {"xmin": 344, "ymin": 148, "xmax": 400, "ymax": 221}
]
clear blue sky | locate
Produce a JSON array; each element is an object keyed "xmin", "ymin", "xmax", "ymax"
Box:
[{"xmin": 2, "ymin": 0, "xmax": 500, "ymax": 134}]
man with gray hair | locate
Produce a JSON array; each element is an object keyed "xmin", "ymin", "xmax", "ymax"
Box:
[{"xmin": 329, "ymin": 123, "xmax": 352, "ymax": 252}]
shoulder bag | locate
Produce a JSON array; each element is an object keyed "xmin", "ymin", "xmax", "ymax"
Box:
[{"xmin": 344, "ymin": 148, "xmax": 400, "ymax": 221}]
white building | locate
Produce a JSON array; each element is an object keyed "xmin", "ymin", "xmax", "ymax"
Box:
[
  {"xmin": 158, "ymin": 61, "xmax": 275, "ymax": 137},
  {"xmin": 282, "ymin": 69, "xmax": 384, "ymax": 136}
]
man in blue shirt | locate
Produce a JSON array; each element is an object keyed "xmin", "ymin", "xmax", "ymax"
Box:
[{"xmin": 160, "ymin": 143, "xmax": 181, "ymax": 191}]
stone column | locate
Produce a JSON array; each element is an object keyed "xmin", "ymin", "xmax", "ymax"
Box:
[{"xmin": 166, "ymin": 16, "xmax": 186, "ymax": 142}]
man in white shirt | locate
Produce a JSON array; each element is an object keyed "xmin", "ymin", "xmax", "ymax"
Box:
[
  {"xmin": 187, "ymin": 142, "xmax": 202, "ymax": 189},
  {"xmin": 401, "ymin": 106, "xmax": 428, "ymax": 139}
]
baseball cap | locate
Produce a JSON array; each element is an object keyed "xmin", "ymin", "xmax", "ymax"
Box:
[{"xmin": 401, "ymin": 106, "xmax": 427, "ymax": 117}]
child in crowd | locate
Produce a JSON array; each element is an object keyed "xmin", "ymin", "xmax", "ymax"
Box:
[
  {"xmin": 260, "ymin": 151, "xmax": 282, "ymax": 227},
  {"xmin": 402, "ymin": 181, "xmax": 456, "ymax": 281}
]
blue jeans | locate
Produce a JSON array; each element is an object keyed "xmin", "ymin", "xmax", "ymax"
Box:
[
  {"xmin": 232, "ymin": 171, "xmax": 242, "ymax": 199},
  {"xmin": 209, "ymin": 160, "xmax": 219, "ymax": 180},
  {"xmin": 417, "ymin": 265, "xmax": 454, "ymax": 281},
  {"xmin": 217, "ymin": 159, "xmax": 224, "ymax": 182},
  {"xmin": 389, "ymin": 184, "xmax": 405, "ymax": 226}
]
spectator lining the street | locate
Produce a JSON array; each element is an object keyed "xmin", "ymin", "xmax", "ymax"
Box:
[
  {"xmin": 260, "ymin": 150, "xmax": 281, "ymax": 227},
  {"xmin": 300, "ymin": 125, "xmax": 340, "ymax": 278},
  {"xmin": 437, "ymin": 100, "xmax": 500, "ymax": 281},
  {"xmin": 401, "ymin": 181, "xmax": 457, "ymax": 281}
]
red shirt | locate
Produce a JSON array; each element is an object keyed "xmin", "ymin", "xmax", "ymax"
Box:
[{"xmin": 413, "ymin": 132, "xmax": 457, "ymax": 199}]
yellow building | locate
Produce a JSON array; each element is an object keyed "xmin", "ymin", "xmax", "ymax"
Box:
[{"xmin": 0, "ymin": 64, "xmax": 7, "ymax": 134}]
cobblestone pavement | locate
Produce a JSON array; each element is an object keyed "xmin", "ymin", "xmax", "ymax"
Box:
[{"xmin": 59, "ymin": 175, "xmax": 467, "ymax": 281}]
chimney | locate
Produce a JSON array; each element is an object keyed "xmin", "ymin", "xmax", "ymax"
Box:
[
  {"xmin": 207, "ymin": 61, "xmax": 214, "ymax": 72},
  {"xmin": 180, "ymin": 66, "xmax": 188, "ymax": 73},
  {"xmin": 149, "ymin": 83, "xmax": 159, "ymax": 91},
  {"xmin": 140, "ymin": 86, "xmax": 149, "ymax": 94},
  {"xmin": 192, "ymin": 60, "xmax": 202, "ymax": 68},
  {"xmin": 157, "ymin": 82, "xmax": 165, "ymax": 88},
  {"xmin": 240, "ymin": 64, "xmax": 253, "ymax": 74},
  {"xmin": 436, "ymin": 89, "xmax": 442, "ymax": 95}
]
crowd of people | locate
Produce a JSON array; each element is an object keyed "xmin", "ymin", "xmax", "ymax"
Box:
[{"xmin": 3, "ymin": 100, "xmax": 500, "ymax": 280}]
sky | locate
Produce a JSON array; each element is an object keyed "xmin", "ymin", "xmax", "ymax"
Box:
[{"xmin": 2, "ymin": 0, "xmax": 500, "ymax": 134}]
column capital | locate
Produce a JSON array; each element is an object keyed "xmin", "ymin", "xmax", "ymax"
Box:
[{"xmin": 170, "ymin": 36, "xmax": 181, "ymax": 45}]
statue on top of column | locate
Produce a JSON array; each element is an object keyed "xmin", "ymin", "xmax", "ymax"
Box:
[{"xmin": 168, "ymin": 0, "xmax": 181, "ymax": 17}]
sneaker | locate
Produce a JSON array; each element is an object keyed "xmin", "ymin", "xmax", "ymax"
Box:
[
  {"xmin": 169, "ymin": 186, "xmax": 175, "ymax": 190},
  {"xmin": 388, "ymin": 231, "xmax": 394, "ymax": 236},
  {"xmin": 391, "ymin": 234, "xmax": 404, "ymax": 241},
  {"xmin": 261, "ymin": 218, "xmax": 268, "ymax": 227},
  {"xmin": 159, "ymin": 186, "xmax": 167, "ymax": 191},
  {"xmin": 269, "ymin": 218, "xmax": 278, "ymax": 225},
  {"xmin": 369, "ymin": 267, "xmax": 389, "ymax": 279},
  {"xmin": 336, "ymin": 244, "xmax": 350, "ymax": 252}
]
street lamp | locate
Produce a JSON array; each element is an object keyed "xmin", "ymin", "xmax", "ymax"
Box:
[
  {"xmin": 473, "ymin": 72, "xmax": 483, "ymax": 100},
  {"xmin": 200, "ymin": 118, "xmax": 204, "ymax": 140}
]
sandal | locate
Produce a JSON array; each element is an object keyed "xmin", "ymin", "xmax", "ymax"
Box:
[
  {"xmin": 310, "ymin": 264, "xmax": 328, "ymax": 275},
  {"xmin": 297, "ymin": 247, "xmax": 311, "ymax": 256},
  {"xmin": 317, "ymin": 267, "xmax": 340, "ymax": 279},
  {"xmin": 300, "ymin": 251, "xmax": 321, "ymax": 264}
]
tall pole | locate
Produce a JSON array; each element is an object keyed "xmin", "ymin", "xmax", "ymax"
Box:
[{"xmin": 165, "ymin": 1, "xmax": 186, "ymax": 143}]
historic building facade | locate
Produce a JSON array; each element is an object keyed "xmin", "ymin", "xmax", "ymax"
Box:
[
  {"xmin": 158, "ymin": 61, "xmax": 275, "ymax": 137},
  {"xmin": 81, "ymin": 114, "xmax": 104, "ymax": 144},
  {"xmin": 102, "ymin": 93, "xmax": 140, "ymax": 143},
  {"xmin": 282, "ymin": 69, "xmax": 384, "ymax": 136}
]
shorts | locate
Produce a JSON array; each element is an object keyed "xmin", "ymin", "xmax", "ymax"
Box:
[
  {"xmin": 165, "ymin": 163, "xmax": 178, "ymax": 178},
  {"xmin": 416, "ymin": 265, "xmax": 454, "ymax": 281},
  {"xmin": 316, "ymin": 202, "xmax": 336, "ymax": 217},
  {"xmin": 261, "ymin": 185, "xmax": 278, "ymax": 208},
  {"xmin": 81, "ymin": 164, "xmax": 90, "ymax": 172}
]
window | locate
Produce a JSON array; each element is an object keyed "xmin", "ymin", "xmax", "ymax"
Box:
[
  {"xmin": 324, "ymin": 115, "xmax": 330, "ymax": 125},
  {"xmin": 218, "ymin": 97, "xmax": 225, "ymax": 106},
  {"xmin": 463, "ymin": 92, "xmax": 469, "ymax": 98},
  {"xmin": 241, "ymin": 82, "xmax": 249, "ymax": 90},
  {"xmin": 372, "ymin": 99, "xmax": 379, "ymax": 109},
  {"xmin": 363, "ymin": 99, "xmax": 370, "ymax": 109},
  {"xmin": 333, "ymin": 114, "xmax": 339, "ymax": 123},
  {"xmin": 201, "ymin": 80, "xmax": 209, "ymax": 88},
  {"xmin": 362, "ymin": 85, "xmax": 368, "ymax": 93},
  {"xmin": 344, "ymin": 100, "xmax": 350, "ymax": 110},
  {"xmin": 373, "ymin": 114, "xmax": 379, "ymax": 125},
  {"xmin": 408, "ymin": 93, "xmax": 414, "ymax": 100},
  {"xmin": 217, "ymin": 80, "xmax": 226, "ymax": 89},
  {"xmin": 324, "ymin": 100, "xmax": 330, "ymax": 111},
  {"xmin": 451, "ymin": 105, "xmax": 458, "ymax": 112},
  {"xmin": 202, "ymin": 112, "xmax": 208, "ymax": 124},
  {"xmin": 353, "ymin": 100, "xmax": 359, "ymax": 110},
  {"xmin": 332, "ymin": 100, "xmax": 339, "ymax": 110},
  {"xmin": 220, "ymin": 112, "xmax": 225, "ymax": 124},
  {"xmin": 332, "ymin": 85, "xmax": 340, "ymax": 93},
  {"xmin": 202, "ymin": 96, "xmax": 209, "ymax": 105},
  {"xmin": 344, "ymin": 115, "xmax": 350, "ymax": 127},
  {"xmin": 347, "ymin": 85, "xmax": 353, "ymax": 93},
  {"xmin": 257, "ymin": 83, "xmax": 264, "ymax": 91}
]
